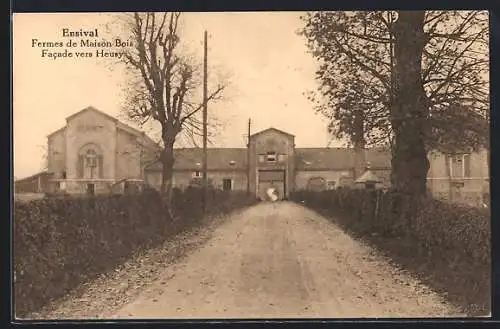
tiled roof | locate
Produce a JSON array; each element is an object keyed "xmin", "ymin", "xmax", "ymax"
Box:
[
  {"xmin": 365, "ymin": 148, "xmax": 392, "ymax": 169},
  {"xmin": 15, "ymin": 171, "xmax": 54, "ymax": 182},
  {"xmin": 145, "ymin": 147, "xmax": 391, "ymax": 172},
  {"xmin": 295, "ymin": 148, "xmax": 356, "ymax": 170},
  {"xmin": 146, "ymin": 148, "xmax": 248, "ymax": 171},
  {"xmin": 295, "ymin": 148, "xmax": 391, "ymax": 170},
  {"xmin": 250, "ymin": 127, "xmax": 295, "ymax": 138}
]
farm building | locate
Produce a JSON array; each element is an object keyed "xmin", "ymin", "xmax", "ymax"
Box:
[{"xmin": 15, "ymin": 106, "xmax": 489, "ymax": 206}]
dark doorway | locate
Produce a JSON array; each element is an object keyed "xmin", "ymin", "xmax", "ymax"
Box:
[
  {"xmin": 365, "ymin": 182, "xmax": 376, "ymax": 189},
  {"xmin": 222, "ymin": 179, "xmax": 232, "ymax": 191},
  {"xmin": 87, "ymin": 183, "xmax": 95, "ymax": 196}
]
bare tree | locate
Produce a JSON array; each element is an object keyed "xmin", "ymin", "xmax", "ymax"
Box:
[{"xmin": 117, "ymin": 12, "xmax": 227, "ymax": 198}]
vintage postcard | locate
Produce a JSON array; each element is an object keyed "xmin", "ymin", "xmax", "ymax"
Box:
[{"xmin": 12, "ymin": 11, "xmax": 490, "ymax": 320}]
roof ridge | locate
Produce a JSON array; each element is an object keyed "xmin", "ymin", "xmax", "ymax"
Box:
[
  {"xmin": 15, "ymin": 170, "xmax": 52, "ymax": 182},
  {"xmin": 250, "ymin": 127, "xmax": 295, "ymax": 138},
  {"xmin": 52, "ymin": 106, "xmax": 157, "ymax": 143},
  {"xmin": 174, "ymin": 147, "xmax": 246, "ymax": 150},
  {"xmin": 296, "ymin": 147, "xmax": 352, "ymax": 149}
]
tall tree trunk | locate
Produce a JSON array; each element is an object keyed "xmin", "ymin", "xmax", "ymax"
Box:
[
  {"xmin": 391, "ymin": 11, "xmax": 430, "ymax": 196},
  {"xmin": 160, "ymin": 137, "xmax": 175, "ymax": 200},
  {"xmin": 353, "ymin": 109, "xmax": 366, "ymax": 180}
]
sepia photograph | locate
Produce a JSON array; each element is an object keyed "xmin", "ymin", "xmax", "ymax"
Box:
[{"xmin": 12, "ymin": 11, "xmax": 490, "ymax": 320}]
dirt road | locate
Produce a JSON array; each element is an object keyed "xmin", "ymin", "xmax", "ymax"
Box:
[
  {"xmin": 105, "ymin": 201, "xmax": 461, "ymax": 319},
  {"xmin": 33, "ymin": 201, "xmax": 463, "ymax": 319}
]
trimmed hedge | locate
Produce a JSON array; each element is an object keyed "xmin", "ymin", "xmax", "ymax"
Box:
[
  {"xmin": 14, "ymin": 188, "xmax": 256, "ymax": 317},
  {"xmin": 291, "ymin": 189, "xmax": 491, "ymax": 314}
]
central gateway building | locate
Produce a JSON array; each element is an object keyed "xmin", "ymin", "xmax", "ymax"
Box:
[{"xmin": 144, "ymin": 127, "xmax": 392, "ymax": 200}]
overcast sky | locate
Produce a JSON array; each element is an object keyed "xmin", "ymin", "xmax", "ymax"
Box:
[{"xmin": 13, "ymin": 12, "xmax": 340, "ymax": 179}]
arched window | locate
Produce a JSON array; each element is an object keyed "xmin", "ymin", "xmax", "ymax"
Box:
[
  {"xmin": 78, "ymin": 144, "xmax": 103, "ymax": 179},
  {"xmin": 85, "ymin": 149, "xmax": 98, "ymax": 167}
]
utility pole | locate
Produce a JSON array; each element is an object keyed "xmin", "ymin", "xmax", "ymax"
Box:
[
  {"xmin": 202, "ymin": 30, "xmax": 208, "ymax": 214},
  {"xmin": 247, "ymin": 118, "xmax": 251, "ymax": 195}
]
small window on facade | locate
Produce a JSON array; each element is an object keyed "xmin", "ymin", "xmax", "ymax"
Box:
[
  {"xmin": 222, "ymin": 178, "xmax": 232, "ymax": 191},
  {"xmin": 61, "ymin": 171, "xmax": 67, "ymax": 179},
  {"xmin": 266, "ymin": 152, "xmax": 276, "ymax": 162},
  {"xmin": 194, "ymin": 171, "xmax": 201, "ymax": 178}
]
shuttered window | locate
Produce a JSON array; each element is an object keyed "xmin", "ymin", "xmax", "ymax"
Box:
[{"xmin": 223, "ymin": 179, "xmax": 232, "ymax": 191}]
